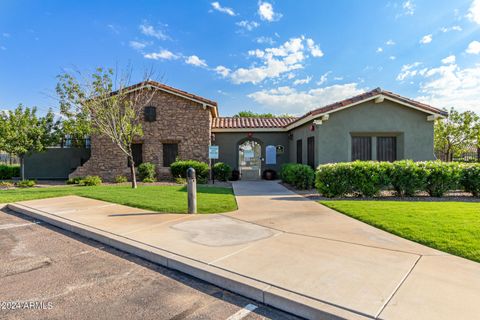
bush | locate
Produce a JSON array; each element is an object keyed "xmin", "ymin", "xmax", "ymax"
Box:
[
  {"xmin": 0, "ymin": 181, "xmax": 14, "ymax": 188},
  {"xmin": 15, "ymin": 179, "xmax": 36, "ymax": 188},
  {"xmin": 0, "ymin": 165, "xmax": 20, "ymax": 179},
  {"xmin": 388, "ymin": 160, "xmax": 427, "ymax": 197},
  {"xmin": 170, "ymin": 160, "xmax": 210, "ymax": 181},
  {"xmin": 142, "ymin": 177, "xmax": 156, "ymax": 183},
  {"xmin": 213, "ymin": 162, "xmax": 232, "ymax": 181},
  {"xmin": 114, "ymin": 175, "xmax": 128, "ymax": 183},
  {"xmin": 79, "ymin": 175, "xmax": 102, "ymax": 186},
  {"xmin": 138, "ymin": 162, "xmax": 156, "ymax": 181},
  {"xmin": 66, "ymin": 176, "xmax": 84, "ymax": 185},
  {"xmin": 280, "ymin": 163, "xmax": 315, "ymax": 190},
  {"xmin": 315, "ymin": 163, "xmax": 354, "ymax": 197},
  {"xmin": 420, "ymin": 161, "xmax": 462, "ymax": 197},
  {"xmin": 175, "ymin": 177, "xmax": 187, "ymax": 184},
  {"xmin": 460, "ymin": 163, "xmax": 480, "ymax": 197}
]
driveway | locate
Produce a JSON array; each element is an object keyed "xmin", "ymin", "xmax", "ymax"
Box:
[{"xmin": 5, "ymin": 181, "xmax": 480, "ymax": 319}]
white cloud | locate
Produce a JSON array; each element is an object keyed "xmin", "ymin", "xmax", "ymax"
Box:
[
  {"xmin": 144, "ymin": 49, "xmax": 178, "ymax": 60},
  {"xmin": 0, "ymin": 46, "xmax": 6, "ymax": 51},
  {"xmin": 416, "ymin": 63, "xmax": 480, "ymax": 111},
  {"xmin": 107, "ymin": 24, "xmax": 120, "ymax": 34},
  {"xmin": 376, "ymin": 47, "xmax": 383, "ymax": 53},
  {"xmin": 466, "ymin": 40, "xmax": 480, "ymax": 54},
  {"xmin": 215, "ymin": 65, "xmax": 230, "ymax": 77},
  {"xmin": 293, "ymin": 76, "xmax": 312, "ymax": 85},
  {"xmin": 129, "ymin": 40, "xmax": 149, "ymax": 50},
  {"xmin": 248, "ymin": 83, "xmax": 365, "ymax": 114},
  {"xmin": 386, "ymin": 39, "xmax": 395, "ymax": 45},
  {"xmin": 236, "ymin": 20, "xmax": 260, "ymax": 31},
  {"xmin": 185, "ymin": 55, "xmax": 207, "ymax": 67},
  {"xmin": 139, "ymin": 23, "xmax": 168, "ymax": 40},
  {"xmin": 441, "ymin": 55, "xmax": 456, "ymax": 64},
  {"xmin": 226, "ymin": 36, "xmax": 323, "ymax": 84},
  {"xmin": 255, "ymin": 36, "xmax": 275, "ymax": 45},
  {"xmin": 389, "ymin": 56, "xmax": 396, "ymax": 60},
  {"xmin": 306, "ymin": 38, "xmax": 324, "ymax": 57},
  {"xmin": 440, "ymin": 25, "xmax": 462, "ymax": 32},
  {"xmin": 420, "ymin": 34, "xmax": 432, "ymax": 44},
  {"xmin": 396, "ymin": 62, "xmax": 422, "ymax": 81},
  {"xmin": 2, "ymin": 32, "xmax": 10, "ymax": 38},
  {"xmin": 211, "ymin": 2, "xmax": 236, "ymax": 16},
  {"xmin": 467, "ymin": 0, "xmax": 480, "ymax": 24},
  {"xmin": 316, "ymin": 71, "xmax": 331, "ymax": 85},
  {"xmin": 258, "ymin": 2, "xmax": 282, "ymax": 22},
  {"xmin": 402, "ymin": 0, "xmax": 415, "ymax": 15}
]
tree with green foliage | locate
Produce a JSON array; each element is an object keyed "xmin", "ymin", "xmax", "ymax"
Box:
[
  {"xmin": 0, "ymin": 105, "xmax": 59, "ymax": 180},
  {"xmin": 434, "ymin": 108, "xmax": 479, "ymax": 161},
  {"xmin": 233, "ymin": 110, "xmax": 295, "ymax": 118},
  {"xmin": 56, "ymin": 67, "xmax": 155, "ymax": 189}
]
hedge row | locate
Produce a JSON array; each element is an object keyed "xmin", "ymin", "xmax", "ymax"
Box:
[
  {"xmin": 170, "ymin": 160, "xmax": 210, "ymax": 181},
  {"xmin": 0, "ymin": 165, "xmax": 20, "ymax": 179},
  {"xmin": 316, "ymin": 160, "xmax": 480, "ymax": 198},
  {"xmin": 280, "ymin": 163, "xmax": 315, "ymax": 190}
]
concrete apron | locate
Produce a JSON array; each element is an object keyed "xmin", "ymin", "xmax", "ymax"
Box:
[{"xmin": 6, "ymin": 182, "xmax": 480, "ymax": 320}]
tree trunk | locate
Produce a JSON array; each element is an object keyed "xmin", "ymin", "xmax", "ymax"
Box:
[
  {"xmin": 129, "ymin": 157, "xmax": 137, "ymax": 189},
  {"xmin": 20, "ymin": 155, "xmax": 25, "ymax": 181}
]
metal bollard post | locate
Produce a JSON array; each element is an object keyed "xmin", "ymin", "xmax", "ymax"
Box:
[{"xmin": 187, "ymin": 167, "xmax": 197, "ymax": 214}]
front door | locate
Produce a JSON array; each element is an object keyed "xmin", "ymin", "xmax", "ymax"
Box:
[{"xmin": 239, "ymin": 140, "xmax": 261, "ymax": 180}]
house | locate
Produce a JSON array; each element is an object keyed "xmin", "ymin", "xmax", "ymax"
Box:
[{"xmin": 66, "ymin": 81, "xmax": 446, "ymax": 181}]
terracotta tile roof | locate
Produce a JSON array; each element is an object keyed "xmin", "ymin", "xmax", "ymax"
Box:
[
  {"xmin": 212, "ymin": 117, "xmax": 297, "ymax": 129},
  {"xmin": 289, "ymin": 87, "xmax": 448, "ymax": 127}
]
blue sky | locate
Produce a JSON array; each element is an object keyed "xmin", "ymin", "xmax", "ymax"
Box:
[{"xmin": 1, "ymin": 0, "xmax": 480, "ymax": 116}]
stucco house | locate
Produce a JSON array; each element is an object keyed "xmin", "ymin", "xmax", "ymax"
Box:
[{"xmin": 69, "ymin": 81, "xmax": 447, "ymax": 181}]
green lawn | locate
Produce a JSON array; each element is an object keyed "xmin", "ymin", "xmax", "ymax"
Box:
[
  {"xmin": 320, "ymin": 201, "xmax": 480, "ymax": 262},
  {"xmin": 0, "ymin": 185, "xmax": 237, "ymax": 214}
]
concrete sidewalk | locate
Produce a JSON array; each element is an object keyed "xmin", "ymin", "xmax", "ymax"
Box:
[{"xmin": 6, "ymin": 181, "xmax": 480, "ymax": 319}]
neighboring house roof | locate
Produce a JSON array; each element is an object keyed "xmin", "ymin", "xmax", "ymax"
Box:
[
  {"xmin": 212, "ymin": 117, "xmax": 298, "ymax": 130},
  {"xmin": 121, "ymin": 80, "xmax": 219, "ymax": 117}
]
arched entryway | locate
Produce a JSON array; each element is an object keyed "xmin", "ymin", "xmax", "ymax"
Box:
[{"xmin": 238, "ymin": 139, "xmax": 262, "ymax": 180}]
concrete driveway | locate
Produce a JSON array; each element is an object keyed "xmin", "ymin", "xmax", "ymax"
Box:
[{"xmin": 6, "ymin": 181, "xmax": 480, "ymax": 320}]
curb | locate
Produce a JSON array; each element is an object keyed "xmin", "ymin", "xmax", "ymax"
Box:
[{"xmin": 7, "ymin": 202, "xmax": 370, "ymax": 320}]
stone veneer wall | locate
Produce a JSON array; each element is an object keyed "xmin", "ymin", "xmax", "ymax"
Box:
[{"xmin": 70, "ymin": 89, "xmax": 212, "ymax": 181}]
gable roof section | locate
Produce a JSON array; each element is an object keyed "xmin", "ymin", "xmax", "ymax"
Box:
[
  {"xmin": 212, "ymin": 117, "xmax": 297, "ymax": 131},
  {"xmin": 122, "ymin": 80, "xmax": 219, "ymax": 117}
]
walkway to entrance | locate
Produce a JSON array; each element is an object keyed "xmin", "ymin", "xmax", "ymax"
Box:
[{"xmin": 7, "ymin": 181, "xmax": 480, "ymax": 320}]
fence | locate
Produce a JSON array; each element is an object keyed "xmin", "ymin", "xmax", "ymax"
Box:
[{"xmin": 0, "ymin": 153, "xmax": 20, "ymax": 165}]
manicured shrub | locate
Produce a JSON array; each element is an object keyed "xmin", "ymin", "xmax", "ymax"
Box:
[
  {"xmin": 142, "ymin": 177, "xmax": 156, "ymax": 183},
  {"xmin": 175, "ymin": 177, "xmax": 187, "ymax": 185},
  {"xmin": 15, "ymin": 180, "xmax": 36, "ymax": 188},
  {"xmin": 419, "ymin": 161, "xmax": 462, "ymax": 197},
  {"xmin": 316, "ymin": 163, "xmax": 354, "ymax": 197},
  {"xmin": 66, "ymin": 176, "xmax": 84, "ymax": 185},
  {"xmin": 280, "ymin": 163, "xmax": 315, "ymax": 190},
  {"xmin": 114, "ymin": 175, "xmax": 128, "ymax": 183},
  {"xmin": 138, "ymin": 162, "xmax": 156, "ymax": 181},
  {"xmin": 388, "ymin": 160, "xmax": 427, "ymax": 197},
  {"xmin": 460, "ymin": 163, "xmax": 480, "ymax": 197},
  {"xmin": 170, "ymin": 160, "xmax": 210, "ymax": 180},
  {"xmin": 79, "ymin": 175, "xmax": 102, "ymax": 186},
  {"xmin": 0, "ymin": 165, "xmax": 20, "ymax": 179},
  {"xmin": 213, "ymin": 162, "xmax": 232, "ymax": 181},
  {"xmin": 349, "ymin": 161, "xmax": 391, "ymax": 197}
]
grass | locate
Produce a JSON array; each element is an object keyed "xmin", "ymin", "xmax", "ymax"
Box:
[
  {"xmin": 0, "ymin": 184, "xmax": 237, "ymax": 214},
  {"xmin": 320, "ymin": 201, "xmax": 480, "ymax": 263}
]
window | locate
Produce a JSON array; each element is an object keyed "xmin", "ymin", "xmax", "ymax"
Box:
[
  {"xmin": 144, "ymin": 106, "xmax": 156, "ymax": 122},
  {"xmin": 128, "ymin": 143, "xmax": 143, "ymax": 167},
  {"xmin": 296, "ymin": 139, "xmax": 303, "ymax": 164},
  {"xmin": 351, "ymin": 136, "xmax": 372, "ymax": 161},
  {"xmin": 377, "ymin": 137, "xmax": 397, "ymax": 162},
  {"xmin": 163, "ymin": 143, "xmax": 178, "ymax": 167},
  {"xmin": 307, "ymin": 137, "xmax": 315, "ymax": 168}
]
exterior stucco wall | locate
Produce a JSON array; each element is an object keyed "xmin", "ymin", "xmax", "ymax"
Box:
[
  {"xmin": 70, "ymin": 89, "xmax": 212, "ymax": 181},
  {"xmin": 288, "ymin": 100, "xmax": 435, "ymax": 166},
  {"xmin": 213, "ymin": 132, "xmax": 289, "ymax": 173}
]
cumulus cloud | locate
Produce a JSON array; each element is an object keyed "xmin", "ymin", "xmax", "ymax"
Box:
[
  {"xmin": 215, "ymin": 65, "xmax": 230, "ymax": 77},
  {"xmin": 396, "ymin": 62, "xmax": 422, "ymax": 81},
  {"xmin": 185, "ymin": 55, "xmax": 208, "ymax": 67},
  {"xmin": 255, "ymin": 36, "xmax": 275, "ymax": 45},
  {"xmin": 139, "ymin": 23, "xmax": 168, "ymax": 40},
  {"xmin": 420, "ymin": 34, "xmax": 432, "ymax": 44},
  {"xmin": 144, "ymin": 49, "xmax": 178, "ymax": 60},
  {"xmin": 466, "ymin": 40, "xmax": 480, "ymax": 54},
  {"xmin": 293, "ymin": 76, "xmax": 312, "ymax": 85},
  {"xmin": 236, "ymin": 20, "xmax": 260, "ymax": 31},
  {"xmin": 316, "ymin": 71, "xmax": 331, "ymax": 85},
  {"xmin": 211, "ymin": 2, "xmax": 236, "ymax": 16},
  {"xmin": 440, "ymin": 25, "xmax": 462, "ymax": 32},
  {"xmin": 467, "ymin": 0, "xmax": 480, "ymax": 24},
  {"xmin": 258, "ymin": 2, "xmax": 282, "ymax": 22},
  {"xmin": 248, "ymin": 83, "xmax": 364, "ymax": 114},
  {"xmin": 389, "ymin": 56, "xmax": 396, "ymax": 60},
  {"xmin": 129, "ymin": 40, "xmax": 150, "ymax": 50},
  {"xmin": 386, "ymin": 39, "xmax": 396, "ymax": 45},
  {"xmin": 222, "ymin": 36, "xmax": 322, "ymax": 84},
  {"xmin": 376, "ymin": 47, "xmax": 383, "ymax": 53},
  {"xmin": 441, "ymin": 55, "xmax": 456, "ymax": 64},
  {"xmin": 402, "ymin": 0, "xmax": 415, "ymax": 15}
]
